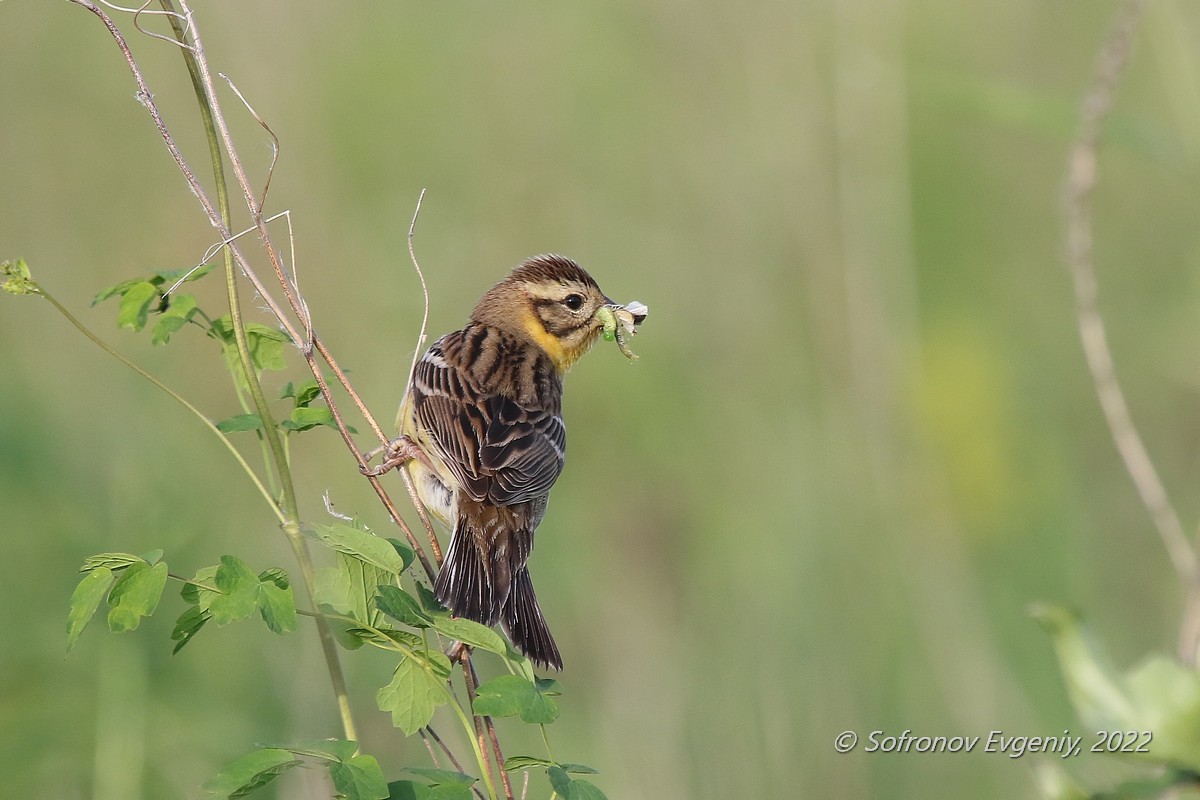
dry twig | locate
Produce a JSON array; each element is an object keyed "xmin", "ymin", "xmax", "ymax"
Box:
[{"xmin": 1064, "ymin": 0, "xmax": 1200, "ymax": 663}]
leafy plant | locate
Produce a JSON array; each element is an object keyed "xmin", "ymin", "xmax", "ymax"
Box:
[{"xmin": 4, "ymin": 2, "xmax": 607, "ymax": 798}]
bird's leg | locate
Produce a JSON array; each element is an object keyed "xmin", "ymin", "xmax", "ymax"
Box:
[{"xmin": 360, "ymin": 435, "xmax": 428, "ymax": 477}]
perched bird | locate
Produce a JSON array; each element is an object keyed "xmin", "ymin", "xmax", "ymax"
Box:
[{"xmin": 398, "ymin": 254, "xmax": 644, "ymax": 669}]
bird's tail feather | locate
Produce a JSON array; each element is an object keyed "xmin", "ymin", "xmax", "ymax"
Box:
[
  {"xmin": 435, "ymin": 518, "xmax": 562, "ymax": 670},
  {"xmin": 502, "ymin": 568, "xmax": 562, "ymax": 670},
  {"xmin": 435, "ymin": 520, "xmax": 501, "ymax": 626}
]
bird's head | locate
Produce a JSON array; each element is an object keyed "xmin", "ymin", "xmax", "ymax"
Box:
[{"xmin": 471, "ymin": 254, "xmax": 622, "ymax": 372}]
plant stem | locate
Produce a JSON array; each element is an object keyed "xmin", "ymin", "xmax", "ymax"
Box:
[{"xmin": 159, "ymin": 0, "xmax": 359, "ymax": 743}]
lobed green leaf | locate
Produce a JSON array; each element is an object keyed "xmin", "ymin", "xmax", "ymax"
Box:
[
  {"xmin": 377, "ymin": 655, "xmax": 445, "ymax": 734},
  {"xmin": 472, "ymin": 674, "xmax": 559, "ymax": 724},
  {"xmin": 208, "ymin": 555, "xmax": 261, "ymax": 625}
]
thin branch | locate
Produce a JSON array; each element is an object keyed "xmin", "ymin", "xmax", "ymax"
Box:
[
  {"xmin": 460, "ymin": 650, "xmax": 507, "ymax": 800},
  {"xmin": 466, "ymin": 656, "xmax": 514, "ymax": 800},
  {"xmin": 398, "ymin": 189, "xmax": 444, "ymax": 564},
  {"xmin": 423, "ymin": 727, "xmax": 489, "ymax": 800},
  {"xmin": 1064, "ymin": 0, "xmax": 1195, "ymax": 581},
  {"xmin": 218, "ymin": 72, "xmax": 280, "ymax": 215},
  {"xmin": 1064, "ymin": 0, "xmax": 1200, "ymax": 663}
]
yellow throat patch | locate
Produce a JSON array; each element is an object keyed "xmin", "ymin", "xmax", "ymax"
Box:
[{"xmin": 520, "ymin": 307, "xmax": 575, "ymax": 372}]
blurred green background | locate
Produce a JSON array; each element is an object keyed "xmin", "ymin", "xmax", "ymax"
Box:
[{"xmin": 5, "ymin": 1, "xmax": 1200, "ymax": 797}]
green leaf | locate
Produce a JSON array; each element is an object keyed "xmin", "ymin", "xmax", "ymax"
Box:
[
  {"xmin": 1032, "ymin": 604, "xmax": 1136, "ymax": 730},
  {"xmin": 171, "ymin": 605, "xmax": 211, "ymax": 654},
  {"xmin": 559, "ymin": 764, "xmax": 599, "ymax": 775},
  {"xmin": 208, "ymin": 556, "xmax": 261, "ymax": 625},
  {"xmin": 415, "ymin": 582, "xmax": 445, "ymax": 615},
  {"xmin": 274, "ymin": 738, "xmax": 359, "ymax": 762},
  {"xmin": 376, "ymin": 585, "xmax": 432, "ymax": 628},
  {"xmin": 258, "ymin": 568, "xmax": 289, "ymax": 589},
  {"xmin": 402, "ymin": 768, "xmax": 476, "ymax": 787},
  {"xmin": 181, "ymin": 564, "xmax": 220, "ymax": 604},
  {"xmin": 116, "ymin": 281, "xmax": 158, "ymax": 331},
  {"xmin": 80, "ymin": 552, "xmax": 145, "ymax": 572},
  {"xmin": 204, "ymin": 748, "xmax": 299, "ymax": 798},
  {"xmin": 472, "ymin": 674, "xmax": 560, "ymax": 724},
  {"xmin": 347, "ymin": 626, "xmax": 424, "ymax": 649},
  {"xmin": 106, "ymin": 561, "xmax": 168, "ymax": 632},
  {"xmin": 388, "ymin": 539, "xmax": 416, "ymax": 572},
  {"xmin": 385, "ymin": 780, "xmax": 475, "ymax": 800},
  {"xmin": 471, "ymin": 675, "xmax": 526, "ymax": 718},
  {"xmin": 2, "ymin": 258, "xmax": 39, "ymax": 295},
  {"xmin": 216, "ymin": 414, "xmax": 264, "ymax": 433},
  {"xmin": 211, "ymin": 318, "xmax": 291, "ymax": 390},
  {"xmin": 280, "ymin": 405, "xmax": 340, "ymax": 432},
  {"xmin": 1124, "ymin": 656, "xmax": 1200, "ymax": 771},
  {"xmin": 245, "ymin": 323, "xmax": 290, "ymax": 372},
  {"xmin": 376, "ymin": 655, "xmax": 446, "ymax": 734},
  {"xmin": 139, "ymin": 548, "xmax": 164, "ymax": 565},
  {"xmin": 385, "ymin": 781, "xmax": 426, "ymax": 800},
  {"xmin": 314, "ymin": 564, "xmax": 353, "ymax": 615},
  {"xmin": 1034, "ymin": 604, "xmax": 1200, "ymax": 772},
  {"xmin": 153, "ymin": 264, "xmax": 212, "ymax": 286},
  {"xmin": 546, "ymin": 767, "xmax": 607, "ymax": 800},
  {"xmin": 257, "ymin": 581, "xmax": 297, "ymax": 634},
  {"xmin": 547, "ymin": 766, "xmax": 572, "ymax": 796},
  {"xmin": 92, "ymin": 276, "xmax": 145, "ymax": 305},
  {"xmin": 151, "ymin": 292, "xmax": 198, "ymax": 345},
  {"xmin": 329, "ymin": 754, "xmax": 390, "ymax": 800},
  {"xmin": 504, "ymin": 755, "xmax": 554, "ymax": 772},
  {"xmin": 430, "ymin": 616, "xmax": 507, "ymax": 655},
  {"xmin": 565, "ymin": 778, "xmax": 607, "ymax": 800},
  {"xmin": 316, "ymin": 522, "xmax": 407, "ymax": 575},
  {"xmin": 280, "ymin": 379, "xmax": 323, "ymax": 407},
  {"xmin": 67, "ymin": 566, "xmax": 114, "ymax": 652}
]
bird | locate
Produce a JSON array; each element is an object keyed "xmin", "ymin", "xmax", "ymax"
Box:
[{"xmin": 397, "ymin": 254, "xmax": 644, "ymax": 670}]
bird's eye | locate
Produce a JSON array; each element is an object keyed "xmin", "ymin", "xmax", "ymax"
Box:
[{"xmin": 563, "ymin": 293, "xmax": 584, "ymax": 311}]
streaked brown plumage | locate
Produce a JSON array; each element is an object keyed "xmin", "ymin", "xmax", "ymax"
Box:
[{"xmin": 400, "ymin": 254, "xmax": 618, "ymax": 669}]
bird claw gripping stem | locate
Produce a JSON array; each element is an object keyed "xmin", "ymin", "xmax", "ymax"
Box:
[{"xmin": 597, "ymin": 300, "xmax": 648, "ymax": 361}]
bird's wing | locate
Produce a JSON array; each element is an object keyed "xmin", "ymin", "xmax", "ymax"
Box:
[
  {"xmin": 412, "ymin": 337, "xmax": 565, "ymax": 506},
  {"xmin": 478, "ymin": 394, "xmax": 565, "ymax": 505}
]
